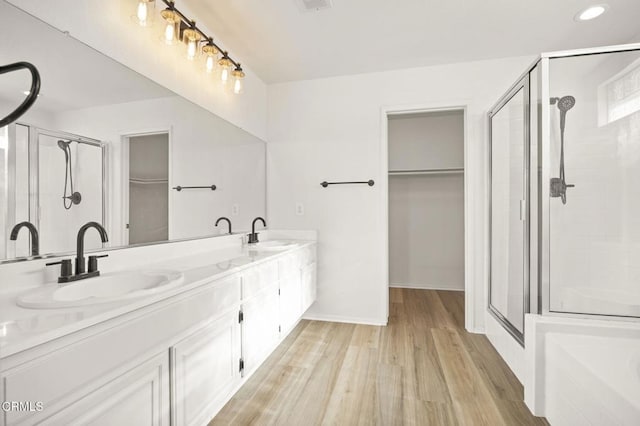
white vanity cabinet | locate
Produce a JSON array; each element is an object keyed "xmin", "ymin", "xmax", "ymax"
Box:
[{"xmin": 0, "ymin": 242, "xmax": 316, "ymax": 426}]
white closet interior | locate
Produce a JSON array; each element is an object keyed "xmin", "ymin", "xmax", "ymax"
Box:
[{"xmin": 388, "ymin": 110, "xmax": 465, "ymax": 291}]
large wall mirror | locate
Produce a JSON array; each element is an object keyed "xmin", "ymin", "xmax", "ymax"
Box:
[{"xmin": 0, "ymin": 1, "xmax": 266, "ymax": 263}]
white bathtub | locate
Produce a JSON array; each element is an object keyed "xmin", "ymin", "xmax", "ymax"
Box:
[
  {"xmin": 556, "ymin": 287, "xmax": 640, "ymax": 317},
  {"xmin": 525, "ymin": 315, "xmax": 640, "ymax": 426}
]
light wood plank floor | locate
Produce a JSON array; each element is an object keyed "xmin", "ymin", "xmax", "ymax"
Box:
[{"xmin": 210, "ymin": 288, "xmax": 548, "ymax": 425}]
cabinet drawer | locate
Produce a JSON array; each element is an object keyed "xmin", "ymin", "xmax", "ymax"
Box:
[
  {"xmin": 207, "ymin": 275, "xmax": 242, "ymax": 315},
  {"xmin": 242, "ymin": 261, "xmax": 278, "ymax": 300},
  {"xmin": 278, "ymin": 254, "xmax": 301, "ymax": 278},
  {"xmin": 300, "ymin": 245, "xmax": 316, "ymax": 267}
]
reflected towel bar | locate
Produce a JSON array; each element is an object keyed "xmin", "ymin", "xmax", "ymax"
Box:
[
  {"xmin": 320, "ymin": 180, "xmax": 375, "ymax": 188},
  {"xmin": 173, "ymin": 185, "xmax": 217, "ymax": 191}
]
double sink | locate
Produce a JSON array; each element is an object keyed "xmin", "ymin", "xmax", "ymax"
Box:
[{"xmin": 16, "ymin": 240, "xmax": 300, "ymax": 310}]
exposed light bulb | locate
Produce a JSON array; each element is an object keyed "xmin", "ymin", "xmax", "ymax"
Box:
[
  {"xmin": 218, "ymin": 55, "xmax": 233, "ymax": 85},
  {"xmin": 182, "ymin": 26, "xmax": 201, "ymax": 61},
  {"xmin": 160, "ymin": 8, "xmax": 178, "ymax": 44},
  {"xmin": 206, "ymin": 56, "xmax": 216, "ymax": 73},
  {"xmin": 202, "ymin": 42, "xmax": 219, "ymax": 74},
  {"xmin": 137, "ymin": 1, "xmax": 148, "ymax": 26},
  {"xmin": 187, "ymin": 39, "xmax": 197, "ymax": 60},
  {"xmin": 164, "ymin": 22, "xmax": 175, "ymax": 43},
  {"xmin": 234, "ymin": 78, "xmax": 243, "ymax": 94},
  {"xmin": 231, "ymin": 66, "xmax": 245, "ymax": 95}
]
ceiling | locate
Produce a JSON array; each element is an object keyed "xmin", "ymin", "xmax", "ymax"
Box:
[
  {"xmin": 184, "ymin": 0, "xmax": 640, "ymax": 83},
  {"xmin": 0, "ymin": 1, "xmax": 173, "ymax": 115}
]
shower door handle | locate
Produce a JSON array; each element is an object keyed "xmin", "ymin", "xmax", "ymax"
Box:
[{"xmin": 519, "ymin": 199, "xmax": 526, "ymax": 222}]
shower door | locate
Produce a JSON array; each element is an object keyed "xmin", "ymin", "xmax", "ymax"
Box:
[
  {"xmin": 32, "ymin": 128, "xmax": 107, "ymax": 256},
  {"xmin": 489, "ymin": 75, "xmax": 530, "ymax": 344}
]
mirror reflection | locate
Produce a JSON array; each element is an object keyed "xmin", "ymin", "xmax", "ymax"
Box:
[{"xmin": 0, "ymin": 1, "xmax": 266, "ymax": 262}]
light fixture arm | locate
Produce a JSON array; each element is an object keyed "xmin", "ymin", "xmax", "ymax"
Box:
[{"xmin": 159, "ymin": 0, "xmax": 240, "ymax": 68}]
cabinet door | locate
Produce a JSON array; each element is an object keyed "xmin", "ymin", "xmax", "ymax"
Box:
[
  {"xmin": 42, "ymin": 352, "xmax": 170, "ymax": 426},
  {"xmin": 242, "ymin": 283, "xmax": 280, "ymax": 374},
  {"xmin": 279, "ymin": 269, "xmax": 302, "ymax": 335},
  {"xmin": 171, "ymin": 310, "xmax": 242, "ymax": 426},
  {"xmin": 301, "ymin": 263, "xmax": 317, "ymax": 313}
]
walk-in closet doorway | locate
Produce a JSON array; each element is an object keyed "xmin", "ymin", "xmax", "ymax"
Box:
[{"xmin": 381, "ymin": 105, "xmax": 470, "ymax": 329}]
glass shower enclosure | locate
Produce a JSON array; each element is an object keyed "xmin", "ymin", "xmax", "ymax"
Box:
[
  {"xmin": 1, "ymin": 124, "xmax": 107, "ymax": 259},
  {"xmin": 489, "ymin": 43, "xmax": 640, "ymax": 344}
]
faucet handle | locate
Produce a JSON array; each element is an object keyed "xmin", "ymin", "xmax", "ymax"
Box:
[
  {"xmin": 46, "ymin": 259, "xmax": 73, "ymax": 278},
  {"xmin": 88, "ymin": 254, "xmax": 108, "ymax": 273}
]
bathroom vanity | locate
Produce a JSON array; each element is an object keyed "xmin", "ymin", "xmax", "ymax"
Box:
[{"xmin": 0, "ymin": 235, "xmax": 316, "ymax": 425}]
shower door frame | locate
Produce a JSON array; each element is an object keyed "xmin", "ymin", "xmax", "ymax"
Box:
[
  {"xmin": 488, "ymin": 71, "xmax": 533, "ymax": 346},
  {"xmin": 28, "ymin": 126, "xmax": 108, "ymax": 241},
  {"xmin": 539, "ymin": 43, "xmax": 640, "ymax": 320}
]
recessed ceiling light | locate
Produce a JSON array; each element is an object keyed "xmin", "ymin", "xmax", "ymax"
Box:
[{"xmin": 575, "ymin": 4, "xmax": 609, "ymax": 21}]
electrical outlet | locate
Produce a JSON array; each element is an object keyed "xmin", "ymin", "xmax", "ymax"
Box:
[
  {"xmin": 232, "ymin": 204, "xmax": 239, "ymax": 216},
  {"xmin": 295, "ymin": 202, "xmax": 304, "ymax": 216}
]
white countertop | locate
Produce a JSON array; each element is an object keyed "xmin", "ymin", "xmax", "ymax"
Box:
[{"xmin": 0, "ymin": 240, "xmax": 315, "ymax": 358}]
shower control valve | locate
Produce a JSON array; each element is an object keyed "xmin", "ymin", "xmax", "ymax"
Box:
[{"xmin": 550, "ymin": 178, "xmax": 575, "ymax": 205}]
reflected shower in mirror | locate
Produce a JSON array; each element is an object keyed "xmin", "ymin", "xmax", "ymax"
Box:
[{"xmin": 0, "ymin": 1, "xmax": 266, "ymax": 262}]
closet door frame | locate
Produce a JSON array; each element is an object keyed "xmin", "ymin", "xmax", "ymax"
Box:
[
  {"xmin": 488, "ymin": 74, "xmax": 531, "ymax": 346},
  {"xmin": 381, "ymin": 103, "xmax": 470, "ymax": 329}
]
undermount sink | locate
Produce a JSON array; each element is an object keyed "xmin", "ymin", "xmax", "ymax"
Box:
[
  {"xmin": 248, "ymin": 240, "xmax": 300, "ymax": 251},
  {"xmin": 17, "ymin": 270, "xmax": 185, "ymax": 309}
]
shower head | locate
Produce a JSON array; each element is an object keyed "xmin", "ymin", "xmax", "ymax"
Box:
[
  {"xmin": 557, "ymin": 96, "xmax": 576, "ymax": 112},
  {"xmin": 551, "ymin": 95, "xmax": 576, "ymax": 134},
  {"xmin": 57, "ymin": 140, "xmax": 70, "ymax": 150}
]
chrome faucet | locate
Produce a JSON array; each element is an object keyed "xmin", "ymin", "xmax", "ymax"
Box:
[
  {"xmin": 215, "ymin": 217, "xmax": 232, "ymax": 234},
  {"xmin": 248, "ymin": 217, "xmax": 266, "ymax": 244},
  {"xmin": 47, "ymin": 221, "xmax": 109, "ymax": 283},
  {"xmin": 10, "ymin": 221, "xmax": 39, "ymax": 256}
]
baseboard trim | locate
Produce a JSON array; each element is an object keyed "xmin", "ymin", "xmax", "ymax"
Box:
[
  {"xmin": 390, "ymin": 283, "xmax": 464, "ymax": 292},
  {"xmin": 302, "ymin": 313, "xmax": 388, "ymax": 326}
]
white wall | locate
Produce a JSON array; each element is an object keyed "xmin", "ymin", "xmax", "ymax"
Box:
[
  {"xmin": 8, "ymin": 0, "xmax": 268, "ymax": 141},
  {"xmin": 388, "ymin": 111, "xmax": 464, "ymax": 170},
  {"xmin": 389, "ymin": 174, "xmax": 464, "ymax": 290},
  {"xmin": 267, "ymin": 55, "xmax": 535, "ymax": 328}
]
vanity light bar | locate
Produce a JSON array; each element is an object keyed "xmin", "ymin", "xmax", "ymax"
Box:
[{"xmin": 134, "ymin": 0, "xmax": 245, "ymax": 94}]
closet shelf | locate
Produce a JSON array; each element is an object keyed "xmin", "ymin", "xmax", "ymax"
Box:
[
  {"xmin": 388, "ymin": 168, "xmax": 464, "ymax": 176},
  {"xmin": 130, "ymin": 178, "xmax": 169, "ymax": 185}
]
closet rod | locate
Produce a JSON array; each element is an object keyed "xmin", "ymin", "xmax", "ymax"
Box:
[{"xmin": 388, "ymin": 168, "xmax": 464, "ymax": 176}]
